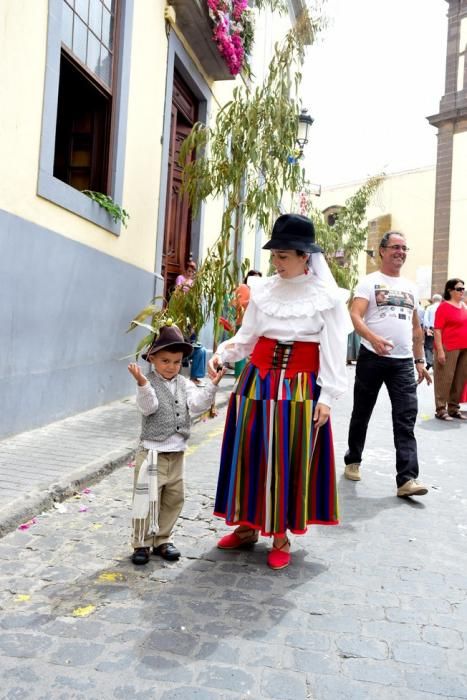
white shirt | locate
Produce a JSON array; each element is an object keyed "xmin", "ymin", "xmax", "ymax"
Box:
[
  {"xmin": 136, "ymin": 373, "xmax": 217, "ymax": 452},
  {"xmin": 354, "ymin": 271, "xmax": 419, "ymax": 359},
  {"xmin": 423, "ymin": 301, "xmax": 441, "ymax": 330},
  {"xmin": 216, "ymin": 273, "xmax": 351, "ymax": 408}
]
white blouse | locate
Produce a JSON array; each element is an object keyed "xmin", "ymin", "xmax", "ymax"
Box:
[{"xmin": 216, "ymin": 273, "xmax": 351, "ymax": 408}]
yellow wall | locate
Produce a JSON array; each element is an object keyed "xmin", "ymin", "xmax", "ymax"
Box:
[
  {"xmin": 318, "ymin": 168, "xmax": 436, "ymax": 297},
  {"xmin": 0, "ymin": 1, "xmax": 297, "ymax": 274},
  {"xmin": 0, "ymin": 0, "xmax": 169, "ymax": 272},
  {"xmin": 449, "ymin": 129, "xmax": 467, "ymax": 283}
]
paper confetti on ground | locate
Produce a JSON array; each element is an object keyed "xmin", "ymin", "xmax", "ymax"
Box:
[
  {"xmin": 97, "ymin": 572, "xmax": 125, "ymax": 583},
  {"xmin": 18, "ymin": 518, "xmax": 37, "ymax": 531},
  {"xmin": 72, "ymin": 604, "xmax": 96, "ymax": 617}
]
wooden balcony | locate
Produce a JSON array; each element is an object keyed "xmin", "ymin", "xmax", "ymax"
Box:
[{"xmin": 167, "ymin": 0, "xmax": 235, "ymax": 81}]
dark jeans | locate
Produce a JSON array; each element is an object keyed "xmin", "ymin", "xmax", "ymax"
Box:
[
  {"xmin": 345, "ymin": 346, "xmax": 419, "ymax": 487},
  {"xmin": 424, "ymin": 333, "xmax": 434, "ymax": 368}
]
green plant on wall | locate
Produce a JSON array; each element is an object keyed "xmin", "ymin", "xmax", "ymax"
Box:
[
  {"xmin": 298, "ymin": 176, "xmax": 383, "ymax": 292},
  {"xmin": 82, "ymin": 190, "xmax": 130, "ymax": 227}
]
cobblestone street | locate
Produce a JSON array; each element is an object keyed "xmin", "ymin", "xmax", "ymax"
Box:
[{"xmin": 1, "ymin": 371, "xmax": 467, "ymax": 699}]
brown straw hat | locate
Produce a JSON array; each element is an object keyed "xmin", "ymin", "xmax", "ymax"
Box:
[{"xmin": 141, "ymin": 325, "xmax": 193, "ymax": 360}]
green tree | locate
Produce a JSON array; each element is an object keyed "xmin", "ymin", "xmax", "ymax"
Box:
[
  {"xmin": 299, "ymin": 176, "xmax": 383, "ymax": 291},
  {"xmin": 128, "ymin": 10, "xmax": 325, "ymax": 354},
  {"xmin": 179, "ymin": 11, "xmax": 323, "ymax": 346}
]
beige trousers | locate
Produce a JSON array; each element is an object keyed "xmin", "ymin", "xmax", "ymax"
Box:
[
  {"xmin": 434, "ymin": 348, "xmax": 467, "ymax": 414},
  {"xmin": 131, "ymin": 449, "xmax": 184, "ymax": 548}
]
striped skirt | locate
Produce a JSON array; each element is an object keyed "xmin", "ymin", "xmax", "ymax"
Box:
[{"xmin": 214, "ymin": 357, "xmax": 339, "ymax": 536}]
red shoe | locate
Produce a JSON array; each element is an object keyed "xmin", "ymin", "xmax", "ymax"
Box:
[
  {"xmin": 217, "ymin": 529, "xmax": 258, "ymax": 549},
  {"xmin": 267, "ymin": 538, "xmax": 290, "ymax": 570}
]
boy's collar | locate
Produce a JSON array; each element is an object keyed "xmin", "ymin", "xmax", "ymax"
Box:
[{"xmin": 153, "ymin": 370, "xmax": 178, "ymax": 383}]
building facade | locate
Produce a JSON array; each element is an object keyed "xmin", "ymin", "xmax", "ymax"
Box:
[
  {"xmin": 0, "ymin": 0, "xmax": 304, "ymax": 439},
  {"xmin": 428, "ymin": 0, "xmax": 467, "ymax": 294},
  {"xmin": 318, "ymin": 167, "xmax": 437, "ymax": 300}
]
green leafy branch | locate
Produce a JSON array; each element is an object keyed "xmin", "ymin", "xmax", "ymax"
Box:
[
  {"xmin": 82, "ymin": 190, "xmax": 130, "ymax": 227},
  {"xmin": 300, "ymin": 175, "xmax": 383, "ymax": 291},
  {"xmin": 127, "ymin": 9, "xmax": 326, "ymax": 356}
]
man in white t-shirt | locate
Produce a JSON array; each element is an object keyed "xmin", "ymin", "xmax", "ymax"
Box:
[{"xmin": 344, "ymin": 231, "xmax": 432, "ymax": 497}]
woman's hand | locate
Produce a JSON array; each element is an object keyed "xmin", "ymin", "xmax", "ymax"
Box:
[
  {"xmin": 208, "ymin": 354, "xmax": 222, "ymax": 379},
  {"xmin": 313, "ymin": 402, "xmax": 330, "ymax": 427},
  {"xmin": 436, "ymin": 351, "xmax": 446, "ymax": 366},
  {"xmin": 128, "ymin": 363, "xmax": 148, "ymax": 386}
]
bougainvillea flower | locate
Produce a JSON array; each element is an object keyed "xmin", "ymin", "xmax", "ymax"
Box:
[{"xmin": 219, "ymin": 316, "xmax": 234, "ymax": 332}]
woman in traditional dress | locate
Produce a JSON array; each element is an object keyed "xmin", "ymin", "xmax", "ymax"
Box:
[{"xmin": 208, "ymin": 214, "xmax": 350, "ymax": 570}]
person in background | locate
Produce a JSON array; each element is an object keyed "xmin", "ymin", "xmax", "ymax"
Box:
[
  {"xmin": 208, "ymin": 214, "xmax": 350, "ymax": 571},
  {"xmin": 232, "ymin": 269, "xmax": 263, "ymax": 377},
  {"xmin": 175, "ymin": 260, "xmax": 196, "ymax": 293},
  {"xmin": 423, "ymin": 293, "xmax": 442, "ymax": 370},
  {"xmin": 175, "ymin": 260, "xmax": 207, "ymax": 386},
  {"xmin": 346, "ymin": 330, "xmax": 361, "ymax": 365},
  {"xmin": 433, "ymin": 278, "xmax": 467, "ymax": 421}
]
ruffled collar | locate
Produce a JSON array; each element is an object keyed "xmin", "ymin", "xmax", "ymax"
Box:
[{"xmin": 250, "ymin": 273, "xmax": 339, "ymax": 319}]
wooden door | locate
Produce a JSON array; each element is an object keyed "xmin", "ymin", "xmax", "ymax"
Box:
[{"xmin": 162, "ymin": 74, "xmax": 198, "ymax": 300}]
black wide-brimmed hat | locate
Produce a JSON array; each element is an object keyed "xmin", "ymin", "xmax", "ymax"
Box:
[
  {"xmin": 262, "ymin": 214, "xmax": 323, "ymax": 254},
  {"xmin": 142, "ymin": 324, "xmax": 193, "ymax": 360}
]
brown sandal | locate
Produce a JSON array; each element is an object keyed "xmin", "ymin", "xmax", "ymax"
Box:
[
  {"xmin": 435, "ymin": 411, "xmax": 454, "ymax": 421},
  {"xmin": 448, "ymin": 410, "xmax": 467, "ymax": 420}
]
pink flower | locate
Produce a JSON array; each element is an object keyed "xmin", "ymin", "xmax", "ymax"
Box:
[{"xmin": 208, "ymin": 0, "xmax": 248, "ymax": 75}]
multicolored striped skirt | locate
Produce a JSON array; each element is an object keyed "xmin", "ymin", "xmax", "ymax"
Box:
[{"xmin": 214, "ymin": 339, "xmax": 339, "ymax": 536}]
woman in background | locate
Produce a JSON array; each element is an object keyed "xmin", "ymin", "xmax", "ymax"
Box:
[
  {"xmin": 433, "ymin": 278, "xmax": 467, "ymax": 420},
  {"xmin": 232, "ymin": 270, "xmax": 263, "ymax": 377}
]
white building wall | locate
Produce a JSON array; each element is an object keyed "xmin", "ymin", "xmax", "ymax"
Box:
[{"xmin": 449, "ymin": 130, "xmax": 467, "ymax": 284}]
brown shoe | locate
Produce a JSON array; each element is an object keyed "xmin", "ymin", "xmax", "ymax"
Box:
[
  {"xmin": 344, "ymin": 463, "xmax": 361, "ymax": 481},
  {"xmin": 397, "ymin": 480, "xmax": 428, "ymax": 497},
  {"xmin": 448, "ymin": 410, "xmax": 467, "ymax": 420}
]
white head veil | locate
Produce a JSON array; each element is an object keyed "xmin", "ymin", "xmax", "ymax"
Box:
[{"xmin": 308, "ymin": 252, "xmax": 353, "ymax": 333}]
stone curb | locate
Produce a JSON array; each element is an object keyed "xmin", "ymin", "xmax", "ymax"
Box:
[
  {"xmin": 0, "ymin": 385, "xmax": 232, "ymax": 539},
  {"xmin": 0, "ymin": 448, "xmax": 135, "ymax": 539}
]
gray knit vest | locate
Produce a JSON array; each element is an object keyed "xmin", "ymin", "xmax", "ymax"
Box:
[{"xmin": 140, "ymin": 372, "xmax": 190, "ymax": 442}]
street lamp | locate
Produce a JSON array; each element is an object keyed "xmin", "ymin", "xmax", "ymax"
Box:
[{"xmin": 296, "ymin": 108, "xmax": 314, "ymax": 157}]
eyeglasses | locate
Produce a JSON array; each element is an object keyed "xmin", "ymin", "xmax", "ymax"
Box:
[
  {"xmin": 382, "ymin": 244, "xmax": 410, "ymax": 252},
  {"xmin": 454, "ymin": 287, "xmax": 465, "ymax": 292}
]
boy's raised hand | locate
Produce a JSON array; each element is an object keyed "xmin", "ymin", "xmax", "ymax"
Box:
[
  {"xmin": 210, "ymin": 366, "xmax": 226, "ymax": 386},
  {"xmin": 128, "ymin": 363, "xmax": 148, "ymax": 386}
]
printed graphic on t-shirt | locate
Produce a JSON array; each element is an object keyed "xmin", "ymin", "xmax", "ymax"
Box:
[{"xmin": 374, "ymin": 286, "xmax": 414, "ymax": 321}]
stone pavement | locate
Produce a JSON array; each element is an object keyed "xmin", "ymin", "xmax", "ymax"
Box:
[
  {"xmin": 0, "ymin": 368, "xmax": 467, "ymax": 699},
  {"xmin": 0, "ymin": 375, "xmax": 237, "ymax": 537}
]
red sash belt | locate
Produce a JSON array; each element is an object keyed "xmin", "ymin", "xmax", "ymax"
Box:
[{"xmin": 250, "ymin": 336, "xmax": 319, "ymax": 379}]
